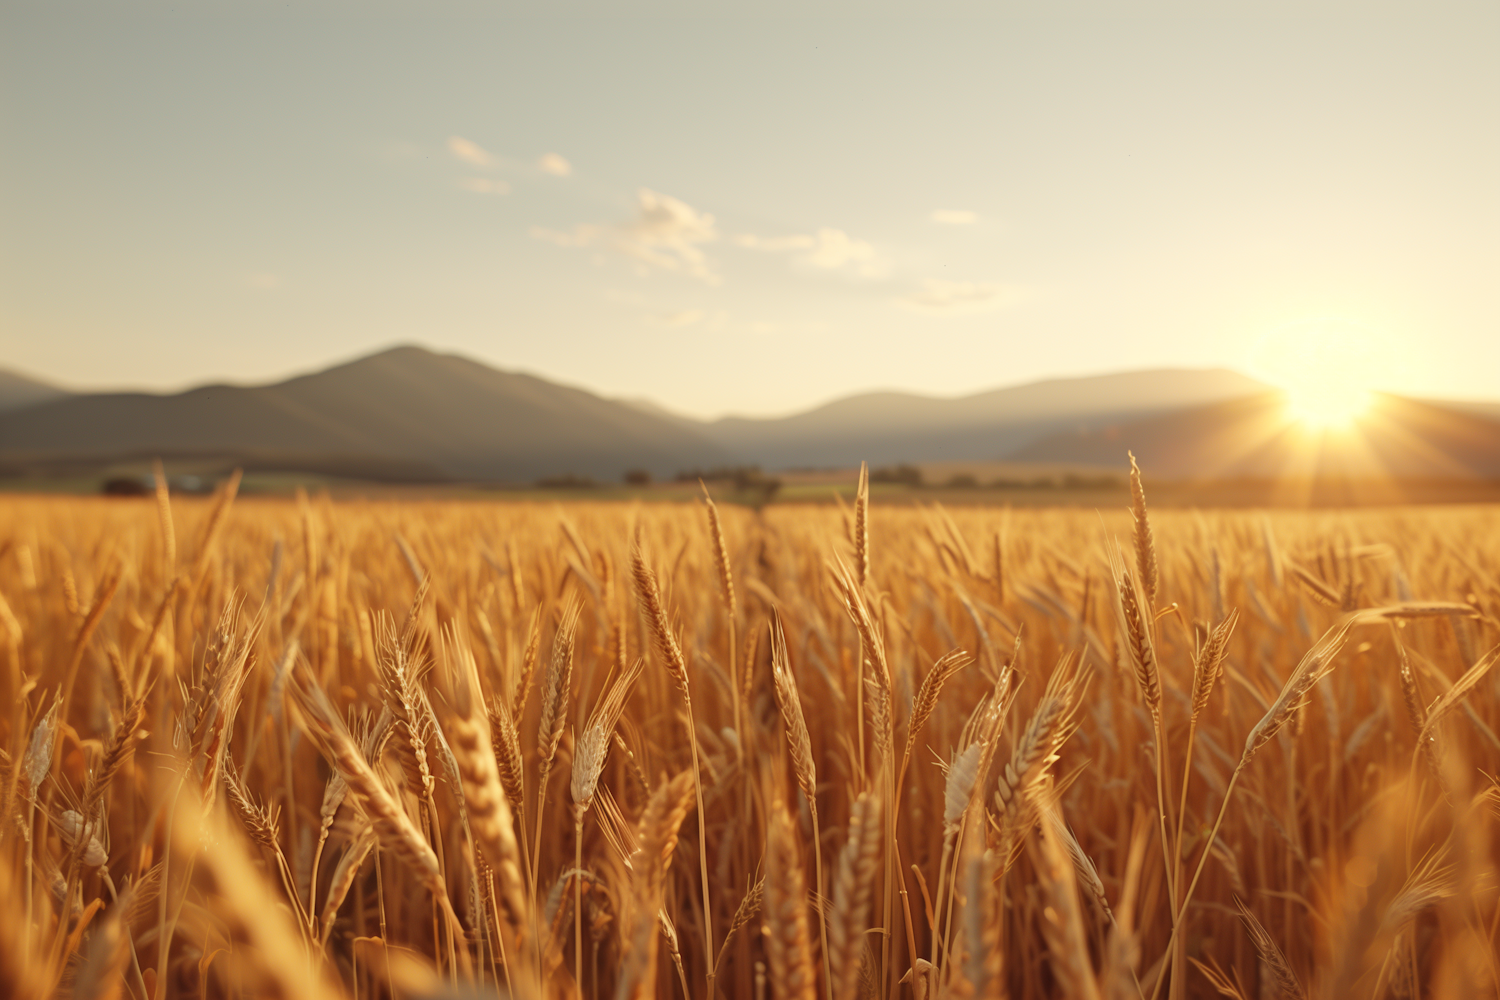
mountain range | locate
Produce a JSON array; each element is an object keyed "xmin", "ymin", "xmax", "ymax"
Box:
[{"xmin": 2, "ymin": 345, "xmax": 1497, "ymax": 484}]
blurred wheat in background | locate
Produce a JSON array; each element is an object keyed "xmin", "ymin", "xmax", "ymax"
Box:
[{"xmin": 1, "ymin": 464, "xmax": 1497, "ymax": 999}]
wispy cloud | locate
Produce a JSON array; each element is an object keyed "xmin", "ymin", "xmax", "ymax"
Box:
[
  {"xmin": 801, "ymin": 228, "xmax": 885, "ymax": 276},
  {"xmin": 447, "ymin": 136, "xmax": 495, "ymax": 167},
  {"xmin": 532, "ymin": 189, "xmax": 721, "ymax": 284},
  {"xmin": 460, "ymin": 177, "xmax": 510, "ymax": 195},
  {"xmin": 737, "ymin": 227, "xmax": 888, "ymax": 279},
  {"xmin": 733, "ymin": 233, "xmax": 816, "ymax": 252},
  {"xmin": 898, "ymin": 278, "xmax": 1023, "ymax": 313},
  {"xmin": 538, "ymin": 153, "xmax": 572, "ymax": 177},
  {"xmin": 930, "ymin": 209, "xmax": 978, "ymax": 225}
]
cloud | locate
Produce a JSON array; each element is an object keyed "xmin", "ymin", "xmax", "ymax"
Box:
[
  {"xmin": 460, "ymin": 177, "xmax": 511, "ymax": 195},
  {"xmin": 538, "ymin": 153, "xmax": 572, "ymax": 177},
  {"xmin": 898, "ymin": 278, "xmax": 1023, "ymax": 313},
  {"xmin": 531, "ymin": 189, "xmax": 721, "ymax": 283},
  {"xmin": 800, "ymin": 228, "xmax": 884, "ymax": 275},
  {"xmin": 733, "ymin": 234, "xmax": 816, "ymax": 252},
  {"xmin": 447, "ymin": 136, "xmax": 495, "ymax": 168},
  {"xmin": 930, "ymin": 209, "xmax": 978, "ymax": 225},
  {"xmin": 736, "ymin": 227, "xmax": 888, "ymax": 279},
  {"xmin": 653, "ymin": 309, "xmax": 707, "ymax": 327}
]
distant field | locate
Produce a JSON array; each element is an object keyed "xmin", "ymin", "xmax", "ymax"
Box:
[
  {"xmin": 5, "ymin": 460, "xmax": 1500, "ymax": 509},
  {"xmin": 1, "ymin": 484, "xmax": 1497, "ymax": 999}
]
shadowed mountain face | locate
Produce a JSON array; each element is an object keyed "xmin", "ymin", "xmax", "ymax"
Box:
[
  {"xmin": 695, "ymin": 368, "xmax": 1272, "ymax": 467},
  {"xmin": 0, "ymin": 347, "xmax": 728, "ymax": 482},
  {"xmin": 1009, "ymin": 392, "xmax": 1500, "ymax": 479},
  {"xmin": 0, "ymin": 369, "xmax": 72, "ymax": 414}
]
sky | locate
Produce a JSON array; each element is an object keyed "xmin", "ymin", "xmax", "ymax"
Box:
[{"xmin": 2, "ymin": 0, "xmax": 1496, "ymax": 420}]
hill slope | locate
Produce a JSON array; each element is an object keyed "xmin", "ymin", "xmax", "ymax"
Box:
[
  {"xmin": 0, "ymin": 346, "xmax": 728, "ymax": 482},
  {"xmin": 0, "ymin": 369, "xmax": 73, "ymax": 414},
  {"xmin": 698, "ymin": 368, "xmax": 1271, "ymax": 467}
]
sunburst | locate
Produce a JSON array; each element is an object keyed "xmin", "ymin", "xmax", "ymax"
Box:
[{"xmin": 1250, "ymin": 317, "xmax": 1385, "ymax": 432}]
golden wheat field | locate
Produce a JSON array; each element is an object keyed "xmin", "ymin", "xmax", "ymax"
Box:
[{"xmin": 1, "ymin": 470, "xmax": 1498, "ymax": 1000}]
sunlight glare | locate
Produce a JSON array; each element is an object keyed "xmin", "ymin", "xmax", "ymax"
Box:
[
  {"xmin": 1283, "ymin": 382, "xmax": 1371, "ymax": 429},
  {"xmin": 1249, "ymin": 318, "xmax": 1387, "ymax": 432}
]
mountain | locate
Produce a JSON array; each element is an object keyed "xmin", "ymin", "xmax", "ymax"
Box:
[
  {"xmin": 0, "ymin": 369, "xmax": 73, "ymax": 414},
  {"xmin": 7, "ymin": 347, "xmax": 1494, "ymax": 487},
  {"xmin": 0, "ymin": 346, "xmax": 728, "ymax": 482},
  {"xmin": 694, "ymin": 368, "xmax": 1272, "ymax": 468},
  {"xmin": 1008, "ymin": 391, "xmax": 1500, "ymax": 479}
]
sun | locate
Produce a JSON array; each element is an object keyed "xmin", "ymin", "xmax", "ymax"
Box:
[
  {"xmin": 1249, "ymin": 317, "xmax": 1385, "ymax": 432},
  {"xmin": 1282, "ymin": 382, "xmax": 1372, "ymax": 430}
]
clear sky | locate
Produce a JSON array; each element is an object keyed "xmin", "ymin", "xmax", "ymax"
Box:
[{"xmin": 2, "ymin": 0, "xmax": 1496, "ymax": 419}]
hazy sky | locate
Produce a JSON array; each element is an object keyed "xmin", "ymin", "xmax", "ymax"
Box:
[{"xmin": 3, "ymin": 0, "xmax": 1496, "ymax": 418}]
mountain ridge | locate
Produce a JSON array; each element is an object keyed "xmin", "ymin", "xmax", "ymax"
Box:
[
  {"xmin": 0, "ymin": 368, "xmax": 74, "ymax": 414},
  {"xmin": 0, "ymin": 346, "xmax": 728, "ymax": 482},
  {"xmin": 4, "ymin": 345, "xmax": 1498, "ymax": 484}
]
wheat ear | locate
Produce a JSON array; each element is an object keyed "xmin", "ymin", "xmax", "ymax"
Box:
[
  {"xmin": 714, "ymin": 877, "xmax": 766, "ymax": 977},
  {"xmin": 447, "ymin": 641, "xmax": 530, "ymax": 947},
  {"xmin": 829, "ymin": 792, "xmax": 883, "ymax": 1000},
  {"xmin": 771, "ymin": 611, "xmax": 831, "ymax": 998},
  {"xmin": 1128, "ymin": 451, "xmax": 1158, "ymax": 609},
  {"xmin": 570, "ymin": 658, "xmax": 641, "ymax": 995},
  {"xmin": 290, "ymin": 666, "xmax": 457, "ymax": 926},
  {"xmin": 701, "ymin": 480, "xmax": 743, "ymax": 785},
  {"xmin": 616, "ymin": 771, "xmax": 697, "ymax": 1000},
  {"xmin": 1233, "ymin": 897, "xmax": 1304, "ymax": 1000},
  {"xmin": 1110, "ymin": 545, "xmax": 1174, "ymax": 915},
  {"xmin": 766, "ymin": 800, "xmax": 818, "ymax": 1000},
  {"xmin": 1173, "ymin": 609, "xmax": 1239, "ymax": 931},
  {"xmin": 1033, "ymin": 803, "xmax": 1105, "ymax": 1000},
  {"xmin": 854, "ymin": 461, "xmax": 870, "ymax": 587},
  {"xmin": 632, "ymin": 536, "xmax": 715, "ymax": 992},
  {"xmin": 532, "ymin": 598, "xmax": 581, "ymax": 891}
]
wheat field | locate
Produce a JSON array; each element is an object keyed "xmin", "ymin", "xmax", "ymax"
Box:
[{"xmin": 1, "ymin": 467, "xmax": 1497, "ymax": 1000}]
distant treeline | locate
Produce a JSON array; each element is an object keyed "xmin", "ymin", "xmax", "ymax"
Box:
[
  {"xmin": 538, "ymin": 464, "xmax": 1122, "ymax": 494},
  {"xmin": 540, "ymin": 465, "xmax": 783, "ymax": 500},
  {"xmin": 870, "ymin": 464, "xmax": 1123, "ymax": 490}
]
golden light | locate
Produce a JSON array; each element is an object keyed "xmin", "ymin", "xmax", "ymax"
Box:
[
  {"xmin": 1249, "ymin": 317, "xmax": 1386, "ymax": 432},
  {"xmin": 1282, "ymin": 383, "xmax": 1372, "ymax": 430}
]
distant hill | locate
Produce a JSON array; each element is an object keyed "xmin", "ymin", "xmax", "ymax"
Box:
[
  {"xmin": 1008, "ymin": 391, "xmax": 1500, "ymax": 479},
  {"xmin": 0, "ymin": 346, "xmax": 728, "ymax": 482},
  {"xmin": 0, "ymin": 369, "xmax": 72, "ymax": 414},
  {"xmin": 6, "ymin": 347, "xmax": 1496, "ymax": 487},
  {"xmin": 694, "ymin": 369, "xmax": 1272, "ymax": 468}
]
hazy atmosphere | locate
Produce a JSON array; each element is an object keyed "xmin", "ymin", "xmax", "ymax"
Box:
[
  {"xmin": 4, "ymin": 8, "xmax": 1500, "ymax": 1000},
  {"xmin": 4, "ymin": 0, "xmax": 1497, "ymax": 418}
]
